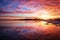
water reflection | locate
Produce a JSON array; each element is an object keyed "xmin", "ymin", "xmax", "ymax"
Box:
[{"xmin": 0, "ymin": 20, "xmax": 60, "ymax": 40}]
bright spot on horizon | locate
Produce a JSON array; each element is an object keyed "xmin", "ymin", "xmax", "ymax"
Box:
[
  {"xmin": 40, "ymin": 10, "xmax": 51, "ymax": 19},
  {"xmin": 36, "ymin": 10, "xmax": 52, "ymax": 20}
]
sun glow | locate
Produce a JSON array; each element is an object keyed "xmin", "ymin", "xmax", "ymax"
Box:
[
  {"xmin": 40, "ymin": 10, "xmax": 51, "ymax": 19},
  {"xmin": 36, "ymin": 10, "xmax": 52, "ymax": 20}
]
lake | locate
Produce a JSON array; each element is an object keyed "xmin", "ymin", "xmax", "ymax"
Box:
[{"xmin": 0, "ymin": 20, "xmax": 60, "ymax": 40}]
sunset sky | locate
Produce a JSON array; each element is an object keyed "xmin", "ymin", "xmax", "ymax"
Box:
[{"xmin": 0, "ymin": 0, "xmax": 60, "ymax": 19}]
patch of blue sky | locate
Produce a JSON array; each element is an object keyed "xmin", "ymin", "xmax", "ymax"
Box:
[
  {"xmin": 1, "ymin": 0, "xmax": 13, "ymax": 7},
  {"xmin": 11, "ymin": 2, "xmax": 20, "ymax": 8},
  {"xmin": 3, "ymin": 0, "xmax": 14, "ymax": 3},
  {"xmin": 0, "ymin": 2, "xmax": 1, "ymax": 8},
  {"xmin": 2, "ymin": 1, "xmax": 21, "ymax": 12},
  {"xmin": 22, "ymin": 6, "xmax": 31, "ymax": 11}
]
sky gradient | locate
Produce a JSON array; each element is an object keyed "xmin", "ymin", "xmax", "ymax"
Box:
[{"xmin": 0, "ymin": 0, "xmax": 60, "ymax": 19}]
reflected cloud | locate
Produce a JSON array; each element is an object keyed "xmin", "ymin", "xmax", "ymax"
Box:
[{"xmin": 1, "ymin": 20, "xmax": 60, "ymax": 40}]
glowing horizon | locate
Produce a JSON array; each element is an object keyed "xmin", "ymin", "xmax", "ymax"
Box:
[{"xmin": 0, "ymin": 0, "xmax": 60, "ymax": 20}]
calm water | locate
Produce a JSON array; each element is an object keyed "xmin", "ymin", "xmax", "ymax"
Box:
[{"xmin": 0, "ymin": 20, "xmax": 60, "ymax": 40}]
